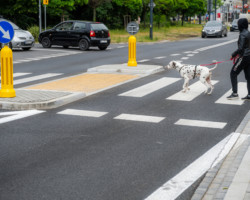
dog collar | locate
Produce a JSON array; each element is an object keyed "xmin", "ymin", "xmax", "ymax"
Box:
[
  {"xmin": 179, "ymin": 66, "xmax": 184, "ymax": 73},
  {"xmin": 193, "ymin": 65, "xmax": 198, "ymax": 79}
]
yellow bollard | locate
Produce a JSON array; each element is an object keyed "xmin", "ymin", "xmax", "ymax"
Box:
[
  {"xmin": 127, "ymin": 35, "xmax": 137, "ymax": 67},
  {"xmin": 0, "ymin": 45, "xmax": 16, "ymax": 98}
]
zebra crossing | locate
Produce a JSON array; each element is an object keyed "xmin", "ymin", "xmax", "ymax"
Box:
[
  {"xmin": 13, "ymin": 51, "xmax": 82, "ymax": 64},
  {"xmin": 0, "ymin": 72, "xmax": 63, "ymax": 86},
  {"xmin": 55, "ymin": 76, "xmax": 248, "ymax": 129}
]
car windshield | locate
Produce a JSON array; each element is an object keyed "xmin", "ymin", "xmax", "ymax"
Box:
[
  {"xmin": 0, "ymin": 20, "xmax": 20, "ymax": 30},
  {"xmin": 205, "ymin": 21, "xmax": 221, "ymax": 27},
  {"xmin": 232, "ymin": 20, "xmax": 238, "ymax": 25},
  {"xmin": 91, "ymin": 23, "xmax": 108, "ymax": 30}
]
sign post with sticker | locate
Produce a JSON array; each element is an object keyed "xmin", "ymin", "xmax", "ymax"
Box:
[
  {"xmin": 0, "ymin": 21, "xmax": 16, "ymax": 98},
  {"xmin": 127, "ymin": 22, "xmax": 139, "ymax": 67}
]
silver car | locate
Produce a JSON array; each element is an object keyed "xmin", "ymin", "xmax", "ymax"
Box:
[{"xmin": 0, "ymin": 19, "xmax": 35, "ymax": 50}]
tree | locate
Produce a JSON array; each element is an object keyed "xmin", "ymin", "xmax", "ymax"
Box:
[
  {"xmin": 0, "ymin": 0, "xmax": 38, "ymax": 28},
  {"xmin": 174, "ymin": 0, "xmax": 189, "ymax": 26},
  {"xmin": 88, "ymin": 0, "xmax": 111, "ymax": 22},
  {"xmin": 48, "ymin": 0, "xmax": 88, "ymax": 21}
]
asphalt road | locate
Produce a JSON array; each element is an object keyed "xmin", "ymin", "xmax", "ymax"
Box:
[{"xmin": 1, "ymin": 31, "xmax": 250, "ymax": 200}]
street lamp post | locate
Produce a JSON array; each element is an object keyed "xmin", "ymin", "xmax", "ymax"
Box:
[
  {"xmin": 150, "ymin": 0, "xmax": 153, "ymax": 40},
  {"xmin": 39, "ymin": 0, "xmax": 42, "ymax": 33}
]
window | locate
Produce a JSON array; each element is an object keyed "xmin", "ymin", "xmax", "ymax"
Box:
[
  {"xmin": 73, "ymin": 22, "xmax": 86, "ymax": 30},
  {"xmin": 55, "ymin": 22, "xmax": 73, "ymax": 31}
]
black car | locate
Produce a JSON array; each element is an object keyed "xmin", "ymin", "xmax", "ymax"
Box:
[
  {"xmin": 230, "ymin": 19, "xmax": 239, "ymax": 32},
  {"xmin": 38, "ymin": 20, "xmax": 111, "ymax": 50},
  {"xmin": 201, "ymin": 21, "xmax": 228, "ymax": 38}
]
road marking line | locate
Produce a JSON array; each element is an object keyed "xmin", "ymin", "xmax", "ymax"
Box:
[
  {"xmin": 187, "ymin": 54, "xmax": 194, "ymax": 56},
  {"xmin": 145, "ymin": 132, "xmax": 240, "ymax": 200},
  {"xmin": 196, "ymin": 39, "xmax": 237, "ymax": 52},
  {"xmin": 215, "ymin": 82, "xmax": 247, "ymax": 105},
  {"xmin": 138, "ymin": 59, "xmax": 150, "ymax": 62},
  {"xmin": 181, "ymin": 57, "xmax": 189, "ymax": 60},
  {"xmin": 57, "ymin": 109, "xmax": 108, "ymax": 117},
  {"xmin": 184, "ymin": 51, "xmax": 192, "ymax": 53},
  {"xmin": 175, "ymin": 119, "xmax": 227, "ymax": 129},
  {"xmin": 119, "ymin": 77, "xmax": 181, "ymax": 97},
  {"xmin": 154, "ymin": 56, "xmax": 166, "ymax": 59},
  {"xmin": 14, "ymin": 73, "xmax": 62, "ymax": 85},
  {"xmin": 0, "ymin": 73, "xmax": 31, "ymax": 81},
  {"xmin": 167, "ymin": 80, "xmax": 219, "ymax": 101},
  {"xmin": 117, "ymin": 46, "xmax": 125, "ymax": 48},
  {"xmin": 170, "ymin": 54, "xmax": 180, "ymax": 56},
  {"xmin": 0, "ymin": 110, "xmax": 45, "ymax": 125},
  {"xmin": 114, "ymin": 114, "xmax": 165, "ymax": 123}
]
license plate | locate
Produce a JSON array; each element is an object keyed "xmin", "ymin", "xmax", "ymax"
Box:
[
  {"xmin": 25, "ymin": 41, "xmax": 32, "ymax": 44},
  {"xmin": 100, "ymin": 40, "xmax": 107, "ymax": 43}
]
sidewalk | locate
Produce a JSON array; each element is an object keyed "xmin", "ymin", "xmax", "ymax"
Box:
[
  {"xmin": 192, "ymin": 110, "xmax": 250, "ymax": 200},
  {"xmin": 0, "ymin": 64, "xmax": 163, "ymax": 110}
]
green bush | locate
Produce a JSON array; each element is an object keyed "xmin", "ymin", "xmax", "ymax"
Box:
[{"xmin": 28, "ymin": 26, "xmax": 40, "ymax": 42}]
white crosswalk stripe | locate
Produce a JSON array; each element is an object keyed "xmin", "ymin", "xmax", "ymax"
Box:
[
  {"xmin": 57, "ymin": 109, "xmax": 108, "ymax": 117},
  {"xmin": 114, "ymin": 113, "xmax": 165, "ymax": 123},
  {"xmin": 0, "ymin": 72, "xmax": 31, "ymax": 81},
  {"xmin": 215, "ymin": 82, "xmax": 247, "ymax": 105},
  {"xmin": 13, "ymin": 52, "xmax": 81, "ymax": 64},
  {"xmin": 167, "ymin": 80, "xmax": 219, "ymax": 101},
  {"xmin": 14, "ymin": 73, "xmax": 62, "ymax": 85},
  {"xmin": 119, "ymin": 77, "xmax": 181, "ymax": 97},
  {"xmin": 175, "ymin": 119, "xmax": 227, "ymax": 129}
]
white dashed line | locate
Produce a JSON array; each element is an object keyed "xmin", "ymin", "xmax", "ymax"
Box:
[
  {"xmin": 170, "ymin": 54, "xmax": 181, "ymax": 56},
  {"xmin": 175, "ymin": 119, "xmax": 227, "ymax": 129},
  {"xmin": 181, "ymin": 57, "xmax": 189, "ymax": 60},
  {"xmin": 114, "ymin": 114, "xmax": 165, "ymax": 123},
  {"xmin": 154, "ymin": 56, "xmax": 166, "ymax": 59},
  {"xmin": 57, "ymin": 109, "xmax": 108, "ymax": 118},
  {"xmin": 138, "ymin": 59, "xmax": 150, "ymax": 62}
]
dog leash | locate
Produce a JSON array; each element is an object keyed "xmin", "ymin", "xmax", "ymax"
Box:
[
  {"xmin": 200, "ymin": 59, "xmax": 232, "ymax": 66},
  {"xmin": 200, "ymin": 55, "xmax": 239, "ymax": 66}
]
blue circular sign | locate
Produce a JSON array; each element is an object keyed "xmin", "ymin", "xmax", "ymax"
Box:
[{"xmin": 0, "ymin": 21, "xmax": 14, "ymax": 44}]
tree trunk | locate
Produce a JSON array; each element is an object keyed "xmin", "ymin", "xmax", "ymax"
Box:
[
  {"xmin": 93, "ymin": 7, "xmax": 96, "ymax": 22},
  {"xmin": 182, "ymin": 11, "xmax": 185, "ymax": 26}
]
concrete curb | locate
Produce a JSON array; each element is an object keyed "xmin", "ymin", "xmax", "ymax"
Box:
[
  {"xmin": 191, "ymin": 110, "xmax": 250, "ymax": 200},
  {"xmin": 0, "ymin": 91, "xmax": 86, "ymax": 110}
]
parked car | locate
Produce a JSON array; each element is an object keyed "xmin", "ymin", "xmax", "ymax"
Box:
[
  {"xmin": 201, "ymin": 21, "xmax": 228, "ymax": 38},
  {"xmin": 230, "ymin": 19, "xmax": 239, "ymax": 32},
  {"xmin": 38, "ymin": 20, "xmax": 111, "ymax": 51},
  {"xmin": 0, "ymin": 18, "xmax": 35, "ymax": 50}
]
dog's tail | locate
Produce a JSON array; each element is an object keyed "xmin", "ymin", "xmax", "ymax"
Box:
[{"xmin": 209, "ymin": 60, "xmax": 218, "ymax": 71}]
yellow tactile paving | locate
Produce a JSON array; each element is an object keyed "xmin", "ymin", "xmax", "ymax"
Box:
[{"xmin": 26, "ymin": 73, "xmax": 138, "ymax": 93}]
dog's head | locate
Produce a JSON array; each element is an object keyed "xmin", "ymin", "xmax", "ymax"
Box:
[{"xmin": 165, "ymin": 61, "xmax": 179, "ymax": 70}]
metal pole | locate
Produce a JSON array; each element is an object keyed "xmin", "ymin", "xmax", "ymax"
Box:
[
  {"xmin": 39, "ymin": 0, "xmax": 42, "ymax": 33},
  {"xmin": 215, "ymin": 0, "xmax": 217, "ymax": 20},
  {"xmin": 44, "ymin": 5, "xmax": 46, "ymax": 31},
  {"xmin": 243, "ymin": 0, "xmax": 244, "ymax": 13},
  {"xmin": 208, "ymin": 0, "xmax": 211, "ymax": 21},
  {"xmin": 150, "ymin": 0, "xmax": 153, "ymax": 40}
]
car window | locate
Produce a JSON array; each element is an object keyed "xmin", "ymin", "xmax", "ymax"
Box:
[
  {"xmin": 73, "ymin": 22, "xmax": 86, "ymax": 30},
  {"xmin": 205, "ymin": 21, "xmax": 221, "ymax": 27},
  {"xmin": 232, "ymin": 20, "xmax": 238, "ymax": 25},
  {"xmin": 55, "ymin": 22, "xmax": 73, "ymax": 31},
  {"xmin": 90, "ymin": 23, "xmax": 108, "ymax": 30}
]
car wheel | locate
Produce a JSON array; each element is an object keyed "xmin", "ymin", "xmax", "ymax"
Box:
[
  {"xmin": 98, "ymin": 46, "xmax": 108, "ymax": 50},
  {"xmin": 224, "ymin": 32, "xmax": 228, "ymax": 37},
  {"xmin": 63, "ymin": 46, "xmax": 69, "ymax": 49},
  {"xmin": 0, "ymin": 43, "xmax": 2, "ymax": 50},
  {"xmin": 22, "ymin": 47, "xmax": 31, "ymax": 51},
  {"xmin": 79, "ymin": 39, "xmax": 89, "ymax": 51},
  {"xmin": 41, "ymin": 37, "xmax": 51, "ymax": 48}
]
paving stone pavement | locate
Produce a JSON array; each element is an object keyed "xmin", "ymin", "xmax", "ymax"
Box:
[{"xmin": 192, "ymin": 111, "xmax": 250, "ymax": 200}]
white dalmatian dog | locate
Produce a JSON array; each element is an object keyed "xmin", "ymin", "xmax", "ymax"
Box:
[{"xmin": 166, "ymin": 60, "xmax": 217, "ymax": 94}]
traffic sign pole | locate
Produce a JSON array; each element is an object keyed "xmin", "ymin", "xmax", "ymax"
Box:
[
  {"xmin": 39, "ymin": 0, "xmax": 42, "ymax": 33},
  {"xmin": 44, "ymin": 5, "xmax": 47, "ymax": 31},
  {"xmin": 150, "ymin": 0, "xmax": 153, "ymax": 40}
]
